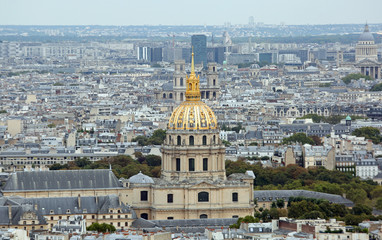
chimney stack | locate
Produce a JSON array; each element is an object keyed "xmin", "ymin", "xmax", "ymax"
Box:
[{"xmin": 78, "ymin": 194, "xmax": 81, "ymax": 209}]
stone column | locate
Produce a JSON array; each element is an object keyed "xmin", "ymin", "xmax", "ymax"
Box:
[{"xmin": 370, "ymin": 67, "xmax": 374, "ymax": 79}]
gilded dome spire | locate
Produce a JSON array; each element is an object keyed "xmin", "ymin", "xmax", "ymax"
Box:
[
  {"xmin": 168, "ymin": 50, "xmax": 218, "ymax": 130},
  {"xmin": 185, "ymin": 49, "xmax": 201, "ymax": 101}
]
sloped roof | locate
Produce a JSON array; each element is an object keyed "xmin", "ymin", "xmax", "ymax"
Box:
[
  {"xmin": 254, "ymin": 190, "xmax": 353, "ymax": 207},
  {"xmin": 0, "ymin": 195, "xmax": 135, "ymax": 225},
  {"xmin": 2, "ymin": 169, "xmax": 123, "ymax": 192},
  {"xmin": 132, "ymin": 218, "xmax": 237, "ymax": 233}
]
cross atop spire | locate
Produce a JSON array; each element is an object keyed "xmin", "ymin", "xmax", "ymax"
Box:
[{"xmin": 185, "ymin": 48, "xmax": 201, "ymax": 101}]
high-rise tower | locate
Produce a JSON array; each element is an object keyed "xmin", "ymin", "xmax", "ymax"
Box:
[{"xmin": 191, "ymin": 34, "xmax": 207, "ymax": 67}]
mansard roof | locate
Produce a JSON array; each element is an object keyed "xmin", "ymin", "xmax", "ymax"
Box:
[{"xmin": 2, "ymin": 169, "xmax": 123, "ymax": 192}]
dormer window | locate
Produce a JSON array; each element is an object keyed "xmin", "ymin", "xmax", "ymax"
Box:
[{"xmin": 66, "ymin": 209, "xmax": 70, "ymax": 214}]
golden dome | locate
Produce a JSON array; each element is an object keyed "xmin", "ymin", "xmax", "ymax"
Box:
[
  {"xmin": 168, "ymin": 101, "xmax": 217, "ymax": 130},
  {"xmin": 168, "ymin": 51, "xmax": 218, "ymax": 130}
]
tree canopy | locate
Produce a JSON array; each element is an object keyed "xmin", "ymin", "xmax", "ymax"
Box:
[
  {"xmin": 370, "ymin": 83, "xmax": 382, "ymax": 91},
  {"xmin": 87, "ymin": 223, "xmax": 116, "ymax": 233},
  {"xmin": 131, "ymin": 129, "xmax": 166, "ymax": 146},
  {"xmin": 341, "ymin": 73, "xmax": 372, "ymax": 84},
  {"xmin": 282, "ymin": 133, "xmax": 315, "ymax": 145},
  {"xmin": 352, "ymin": 126, "xmax": 382, "ymax": 144}
]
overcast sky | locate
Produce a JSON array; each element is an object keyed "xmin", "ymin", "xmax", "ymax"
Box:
[{"xmin": 2, "ymin": 0, "xmax": 382, "ymax": 26}]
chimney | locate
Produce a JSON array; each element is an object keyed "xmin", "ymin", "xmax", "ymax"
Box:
[
  {"xmin": 118, "ymin": 193, "xmax": 122, "ymax": 206},
  {"xmin": 95, "ymin": 194, "xmax": 98, "ymax": 204},
  {"xmin": 8, "ymin": 205, "xmax": 12, "ymax": 223},
  {"xmin": 78, "ymin": 194, "xmax": 81, "ymax": 209}
]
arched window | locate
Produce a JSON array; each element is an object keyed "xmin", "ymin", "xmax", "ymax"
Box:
[
  {"xmin": 169, "ymin": 93, "xmax": 173, "ymax": 99},
  {"xmin": 163, "ymin": 93, "xmax": 166, "ymax": 99},
  {"xmin": 189, "ymin": 136, "xmax": 194, "ymax": 146},
  {"xmin": 177, "ymin": 136, "xmax": 181, "ymax": 146},
  {"xmin": 202, "ymin": 135, "xmax": 207, "ymax": 145},
  {"xmin": 198, "ymin": 192, "xmax": 209, "ymax": 202},
  {"xmin": 213, "ymin": 79, "xmax": 216, "ymax": 86},
  {"xmin": 189, "ymin": 83, "xmax": 192, "ymax": 90},
  {"xmin": 140, "ymin": 213, "xmax": 148, "ymax": 220},
  {"xmin": 169, "ymin": 135, "xmax": 172, "ymax": 144},
  {"xmin": 180, "ymin": 77, "xmax": 184, "ymax": 86},
  {"xmin": 213, "ymin": 135, "xmax": 216, "ymax": 144},
  {"xmin": 232, "ymin": 192, "xmax": 238, "ymax": 202},
  {"xmin": 200, "ymin": 214, "xmax": 208, "ymax": 219},
  {"xmin": 180, "ymin": 93, "xmax": 184, "ymax": 101}
]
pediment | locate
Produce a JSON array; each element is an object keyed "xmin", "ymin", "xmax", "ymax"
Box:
[{"xmin": 356, "ymin": 58, "xmax": 380, "ymax": 66}]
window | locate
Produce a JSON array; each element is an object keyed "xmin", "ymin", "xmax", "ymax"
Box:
[
  {"xmin": 203, "ymin": 158, "xmax": 208, "ymax": 171},
  {"xmin": 202, "ymin": 135, "xmax": 207, "ymax": 145},
  {"xmin": 141, "ymin": 213, "xmax": 148, "ymax": 220},
  {"xmin": 232, "ymin": 215, "xmax": 239, "ymax": 218},
  {"xmin": 141, "ymin": 191, "xmax": 148, "ymax": 201},
  {"xmin": 177, "ymin": 136, "xmax": 181, "ymax": 146},
  {"xmin": 167, "ymin": 217, "xmax": 174, "ymax": 220},
  {"xmin": 200, "ymin": 214, "xmax": 208, "ymax": 219},
  {"xmin": 232, "ymin": 192, "xmax": 238, "ymax": 202},
  {"xmin": 189, "ymin": 158, "xmax": 195, "ymax": 171},
  {"xmin": 167, "ymin": 194, "xmax": 173, "ymax": 203},
  {"xmin": 176, "ymin": 158, "xmax": 181, "ymax": 171},
  {"xmin": 180, "ymin": 77, "xmax": 184, "ymax": 86},
  {"xmin": 189, "ymin": 136, "xmax": 194, "ymax": 146},
  {"xmin": 198, "ymin": 192, "xmax": 209, "ymax": 202},
  {"xmin": 213, "ymin": 135, "xmax": 216, "ymax": 144}
]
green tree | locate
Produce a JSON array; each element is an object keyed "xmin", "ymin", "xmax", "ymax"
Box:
[
  {"xmin": 352, "ymin": 127, "xmax": 382, "ymax": 144},
  {"xmin": 87, "ymin": 223, "xmax": 116, "ymax": 233},
  {"xmin": 145, "ymin": 155, "xmax": 162, "ymax": 166},
  {"xmin": 342, "ymin": 73, "xmax": 372, "ymax": 84},
  {"xmin": 375, "ymin": 198, "xmax": 382, "ymax": 210},
  {"xmin": 276, "ymin": 199, "xmax": 285, "ymax": 208},
  {"xmin": 371, "ymin": 83, "xmax": 382, "ymax": 91},
  {"xmin": 282, "ymin": 133, "xmax": 315, "ymax": 145},
  {"xmin": 229, "ymin": 215, "xmax": 259, "ymax": 228},
  {"xmin": 222, "ymin": 140, "xmax": 231, "ymax": 147},
  {"xmin": 74, "ymin": 157, "xmax": 91, "ymax": 168},
  {"xmin": 351, "ymin": 204, "xmax": 372, "ymax": 215}
]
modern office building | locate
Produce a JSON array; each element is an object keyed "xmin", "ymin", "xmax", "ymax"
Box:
[{"xmin": 191, "ymin": 35, "xmax": 207, "ymax": 67}]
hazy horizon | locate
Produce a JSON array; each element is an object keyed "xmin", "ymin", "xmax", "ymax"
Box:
[{"xmin": 2, "ymin": 0, "xmax": 382, "ymax": 26}]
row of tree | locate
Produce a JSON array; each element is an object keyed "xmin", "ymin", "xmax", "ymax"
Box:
[
  {"xmin": 297, "ymin": 113, "xmax": 364, "ymax": 125},
  {"xmin": 225, "ymin": 161, "xmax": 382, "ymax": 209},
  {"xmin": 341, "ymin": 73, "xmax": 372, "ymax": 84},
  {"xmin": 50, "ymin": 154, "xmax": 162, "ymax": 179},
  {"xmin": 131, "ymin": 129, "xmax": 166, "ymax": 146}
]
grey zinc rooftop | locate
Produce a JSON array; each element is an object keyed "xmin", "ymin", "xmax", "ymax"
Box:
[
  {"xmin": 132, "ymin": 218, "xmax": 237, "ymax": 233},
  {"xmin": 254, "ymin": 190, "xmax": 353, "ymax": 207},
  {"xmin": 2, "ymin": 169, "xmax": 123, "ymax": 192}
]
